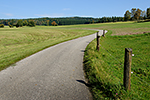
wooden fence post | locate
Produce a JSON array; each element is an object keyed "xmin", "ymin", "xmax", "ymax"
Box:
[
  {"xmin": 124, "ymin": 48, "xmax": 132, "ymax": 91},
  {"xmin": 97, "ymin": 32, "xmax": 100, "ymax": 51},
  {"xmin": 102, "ymin": 30, "xmax": 105, "ymax": 37}
]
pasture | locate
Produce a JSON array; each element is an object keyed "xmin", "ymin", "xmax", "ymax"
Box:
[{"xmin": 83, "ymin": 22, "xmax": 150, "ymax": 99}]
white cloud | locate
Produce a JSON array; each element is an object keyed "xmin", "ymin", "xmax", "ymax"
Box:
[
  {"xmin": 62, "ymin": 8, "xmax": 71, "ymax": 11},
  {"xmin": 35, "ymin": 13, "xmax": 70, "ymax": 18},
  {"xmin": 73, "ymin": 15, "xmax": 94, "ymax": 18},
  {"xmin": 34, "ymin": 14, "xmax": 94, "ymax": 18},
  {"xmin": 4, "ymin": 13, "xmax": 13, "ymax": 17}
]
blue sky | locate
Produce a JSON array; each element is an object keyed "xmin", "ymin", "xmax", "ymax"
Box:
[{"xmin": 0, "ymin": 0, "xmax": 150, "ymax": 19}]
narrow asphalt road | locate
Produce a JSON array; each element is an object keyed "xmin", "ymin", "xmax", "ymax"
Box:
[{"xmin": 0, "ymin": 33, "xmax": 96, "ymax": 100}]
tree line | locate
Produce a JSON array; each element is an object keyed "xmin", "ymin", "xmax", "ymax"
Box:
[
  {"xmin": 0, "ymin": 17, "xmax": 99, "ymax": 27},
  {"xmin": 0, "ymin": 7, "xmax": 150, "ymax": 28},
  {"xmin": 124, "ymin": 7, "xmax": 150, "ymax": 21}
]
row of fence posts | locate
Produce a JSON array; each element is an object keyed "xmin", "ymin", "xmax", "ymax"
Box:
[{"xmin": 96, "ymin": 30, "xmax": 132, "ymax": 91}]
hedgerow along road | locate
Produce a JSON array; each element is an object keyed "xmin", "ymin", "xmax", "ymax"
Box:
[{"xmin": 0, "ymin": 33, "xmax": 98, "ymax": 100}]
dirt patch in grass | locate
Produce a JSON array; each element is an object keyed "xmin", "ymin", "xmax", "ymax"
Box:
[
  {"xmin": 111, "ymin": 27, "xmax": 150, "ymax": 36},
  {"xmin": 112, "ymin": 31, "xmax": 150, "ymax": 36}
]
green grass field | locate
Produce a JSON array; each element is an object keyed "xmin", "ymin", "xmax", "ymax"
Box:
[
  {"xmin": 64, "ymin": 21, "xmax": 150, "ymax": 35},
  {"xmin": 0, "ymin": 22, "xmax": 150, "ymax": 99},
  {"xmin": 84, "ymin": 22, "xmax": 150, "ymax": 99},
  {"xmin": 0, "ymin": 26, "xmax": 96, "ymax": 71}
]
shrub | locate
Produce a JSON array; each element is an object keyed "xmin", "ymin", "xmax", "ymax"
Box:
[
  {"xmin": 16, "ymin": 20, "xmax": 23, "ymax": 27},
  {"xmin": 16, "ymin": 23, "xmax": 19, "ymax": 28},
  {"xmin": 9, "ymin": 24, "xmax": 13, "ymax": 28},
  {"xmin": 0, "ymin": 24, "xmax": 4, "ymax": 28},
  {"xmin": 28, "ymin": 20, "xmax": 35, "ymax": 27},
  {"xmin": 23, "ymin": 20, "xmax": 28, "ymax": 26}
]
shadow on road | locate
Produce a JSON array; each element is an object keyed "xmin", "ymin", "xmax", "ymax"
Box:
[
  {"xmin": 76, "ymin": 80, "xmax": 91, "ymax": 87},
  {"xmin": 80, "ymin": 50, "xmax": 85, "ymax": 52}
]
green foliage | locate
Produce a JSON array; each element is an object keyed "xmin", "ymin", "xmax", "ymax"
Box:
[
  {"xmin": 0, "ymin": 24, "xmax": 4, "ymax": 28},
  {"xmin": 28, "ymin": 20, "xmax": 36, "ymax": 27},
  {"xmin": 0, "ymin": 17, "xmax": 122, "ymax": 26},
  {"xmin": 124, "ymin": 7, "xmax": 149, "ymax": 21},
  {"xmin": 134, "ymin": 8, "xmax": 142, "ymax": 20},
  {"xmin": 124, "ymin": 10, "xmax": 131, "ymax": 21},
  {"xmin": 147, "ymin": 8, "xmax": 150, "ymax": 19},
  {"xmin": 46, "ymin": 20, "xmax": 49, "ymax": 26},
  {"xmin": 9, "ymin": 24, "xmax": 13, "ymax": 28},
  {"xmin": 84, "ymin": 32, "xmax": 150, "ymax": 99},
  {"xmin": 16, "ymin": 23, "xmax": 19, "ymax": 28},
  {"xmin": 16, "ymin": 20, "xmax": 23, "ymax": 28},
  {"xmin": 23, "ymin": 20, "xmax": 28, "ymax": 26},
  {"xmin": 98, "ymin": 17, "xmax": 124, "ymax": 23},
  {"xmin": 131, "ymin": 8, "xmax": 137, "ymax": 18},
  {"xmin": 8, "ymin": 19, "xmax": 14, "ymax": 28}
]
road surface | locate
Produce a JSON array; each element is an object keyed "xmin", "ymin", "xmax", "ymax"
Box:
[{"xmin": 0, "ymin": 33, "xmax": 96, "ymax": 100}]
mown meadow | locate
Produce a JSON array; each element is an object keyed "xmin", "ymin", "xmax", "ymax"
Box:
[
  {"xmin": 83, "ymin": 22, "xmax": 150, "ymax": 99},
  {"xmin": 0, "ymin": 26, "xmax": 96, "ymax": 71}
]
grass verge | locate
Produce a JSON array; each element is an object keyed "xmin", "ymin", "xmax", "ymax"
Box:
[{"xmin": 84, "ymin": 31, "xmax": 150, "ymax": 99}]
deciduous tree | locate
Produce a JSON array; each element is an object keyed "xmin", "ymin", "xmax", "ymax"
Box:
[
  {"xmin": 131, "ymin": 8, "xmax": 136, "ymax": 20},
  {"xmin": 134, "ymin": 8, "xmax": 142, "ymax": 20},
  {"xmin": 124, "ymin": 10, "xmax": 131, "ymax": 21},
  {"xmin": 16, "ymin": 20, "xmax": 23, "ymax": 27},
  {"xmin": 46, "ymin": 20, "xmax": 49, "ymax": 26},
  {"xmin": 141, "ymin": 10, "xmax": 146, "ymax": 19},
  {"xmin": 51, "ymin": 21, "xmax": 57, "ymax": 26},
  {"xmin": 0, "ymin": 24, "xmax": 4, "ymax": 28},
  {"xmin": 28, "ymin": 20, "xmax": 36, "ymax": 27},
  {"xmin": 23, "ymin": 20, "xmax": 28, "ymax": 26},
  {"xmin": 147, "ymin": 8, "xmax": 150, "ymax": 19}
]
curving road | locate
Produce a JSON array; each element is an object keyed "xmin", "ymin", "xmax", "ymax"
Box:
[{"xmin": 0, "ymin": 33, "xmax": 97, "ymax": 100}]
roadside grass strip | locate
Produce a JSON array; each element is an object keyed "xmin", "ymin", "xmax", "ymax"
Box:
[{"xmin": 84, "ymin": 30, "xmax": 150, "ymax": 99}]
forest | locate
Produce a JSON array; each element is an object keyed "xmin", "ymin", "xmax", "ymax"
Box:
[{"xmin": 0, "ymin": 7, "xmax": 150, "ymax": 28}]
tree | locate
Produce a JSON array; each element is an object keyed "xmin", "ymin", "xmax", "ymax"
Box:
[
  {"xmin": 28, "ymin": 20, "xmax": 35, "ymax": 27},
  {"xmin": 8, "ymin": 22, "xmax": 13, "ymax": 28},
  {"xmin": 11, "ymin": 19, "xmax": 14, "ymax": 26},
  {"xmin": 8, "ymin": 19, "xmax": 14, "ymax": 28},
  {"xmin": 51, "ymin": 21, "xmax": 57, "ymax": 26},
  {"xmin": 23, "ymin": 20, "xmax": 28, "ymax": 26},
  {"xmin": 0, "ymin": 24, "xmax": 4, "ymax": 28},
  {"xmin": 16, "ymin": 23, "xmax": 19, "ymax": 28},
  {"xmin": 134, "ymin": 8, "xmax": 142, "ymax": 20},
  {"xmin": 141, "ymin": 10, "xmax": 146, "ymax": 19},
  {"xmin": 124, "ymin": 10, "xmax": 131, "ymax": 21},
  {"xmin": 46, "ymin": 20, "xmax": 49, "ymax": 26},
  {"xmin": 147, "ymin": 8, "xmax": 150, "ymax": 19},
  {"xmin": 16, "ymin": 20, "xmax": 23, "ymax": 27},
  {"xmin": 131, "ymin": 8, "xmax": 136, "ymax": 20}
]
